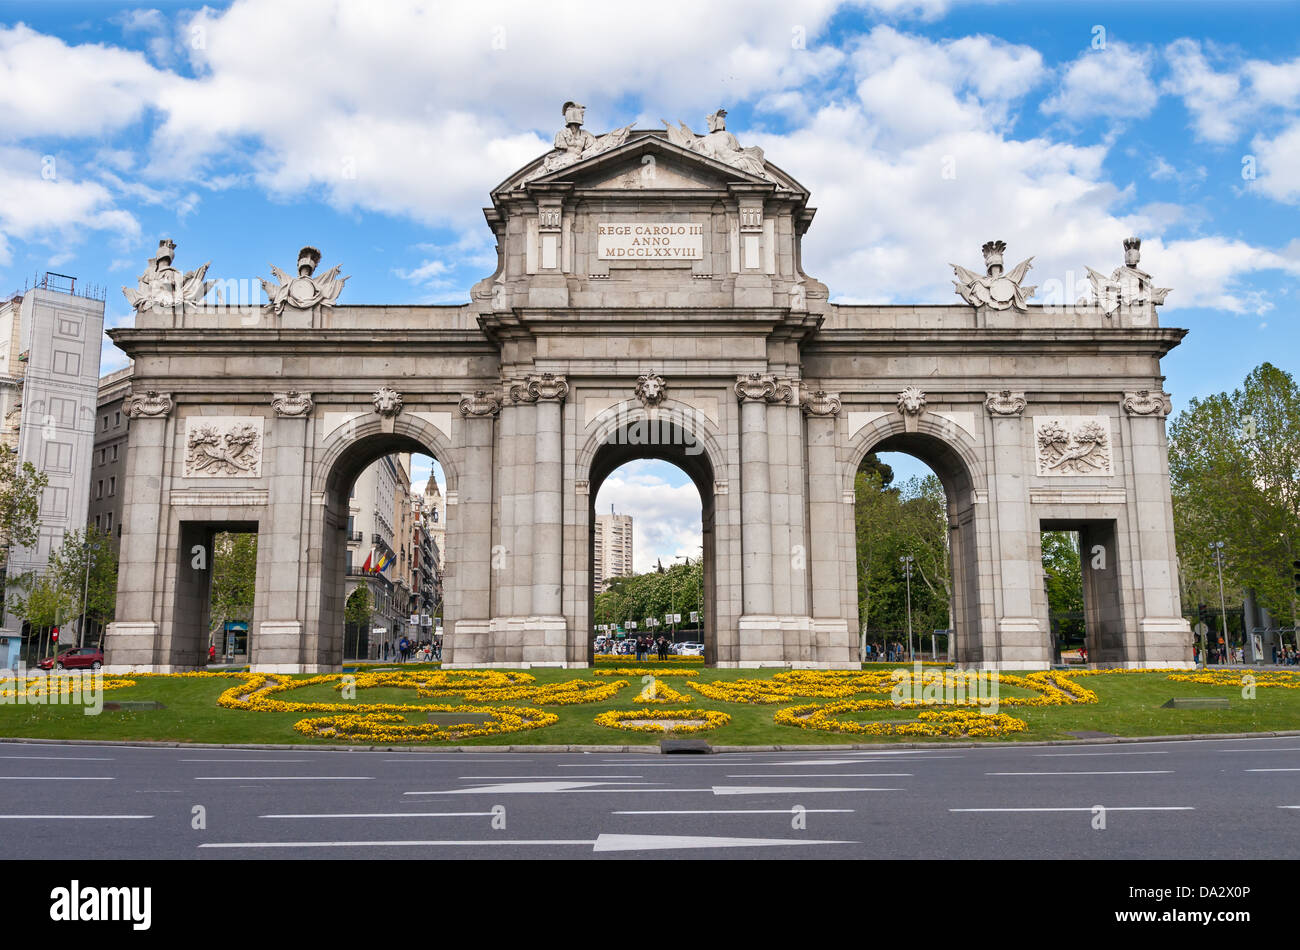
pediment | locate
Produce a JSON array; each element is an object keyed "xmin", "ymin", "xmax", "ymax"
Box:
[{"xmin": 494, "ymin": 132, "xmax": 807, "ymax": 198}]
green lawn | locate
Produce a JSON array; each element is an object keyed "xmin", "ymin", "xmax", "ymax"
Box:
[{"xmin": 0, "ymin": 664, "xmax": 1295, "ymax": 747}]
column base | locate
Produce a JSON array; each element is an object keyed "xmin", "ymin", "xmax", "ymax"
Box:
[
  {"xmin": 441, "ymin": 616, "xmax": 570, "ymax": 666},
  {"xmin": 104, "ymin": 621, "xmax": 161, "ymax": 668},
  {"xmin": 726, "ymin": 615, "xmax": 859, "ymax": 669},
  {"xmin": 255, "ymin": 620, "xmax": 304, "ymax": 667},
  {"xmin": 992, "ymin": 617, "xmax": 1051, "ymax": 668}
]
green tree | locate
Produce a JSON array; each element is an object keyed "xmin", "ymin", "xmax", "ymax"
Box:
[
  {"xmin": 209, "ymin": 532, "xmax": 257, "ymax": 637},
  {"xmin": 1168, "ymin": 362, "xmax": 1300, "ymax": 624},
  {"xmin": 1041, "ymin": 530, "xmax": 1085, "ymax": 644},
  {"xmin": 46, "ymin": 526, "xmax": 118, "ymax": 646},
  {"xmin": 0, "ymin": 450, "xmax": 49, "ymax": 564},
  {"xmin": 345, "ymin": 585, "xmax": 372, "ymax": 627}
]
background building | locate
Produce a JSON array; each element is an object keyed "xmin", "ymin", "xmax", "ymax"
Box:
[
  {"xmin": 88, "ymin": 365, "xmax": 133, "ymax": 557},
  {"xmin": 0, "ymin": 276, "xmax": 106, "ymax": 667},
  {"xmin": 593, "ymin": 510, "xmax": 633, "ymax": 595},
  {"xmin": 345, "ymin": 454, "xmax": 406, "ymax": 657}
]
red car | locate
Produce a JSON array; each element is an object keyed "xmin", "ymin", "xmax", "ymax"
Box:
[{"xmin": 38, "ymin": 647, "xmax": 103, "ymax": 671}]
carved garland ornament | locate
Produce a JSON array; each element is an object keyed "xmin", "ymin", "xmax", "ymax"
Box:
[
  {"xmin": 1034, "ymin": 417, "xmax": 1113, "ymax": 476},
  {"xmin": 1122, "ymin": 390, "xmax": 1173, "ymax": 417},
  {"xmin": 459, "ymin": 390, "xmax": 503, "ymax": 417},
  {"xmin": 271, "ymin": 390, "xmax": 314, "ymax": 417},
  {"xmin": 124, "ymin": 389, "xmax": 174, "ymax": 418},
  {"xmin": 184, "ymin": 418, "xmax": 263, "ymax": 477},
  {"xmin": 372, "ymin": 387, "xmax": 404, "ymax": 418},
  {"xmin": 984, "ymin": 390, "xmax": 1027, "ymax": 416},
  {"xmin": 800, "ymin": 390, "xmax": 842, "ymax": 417},
  {"xmin": 734, "ymin": 373, "xmax": 792, "ymax": 404},
  {"xmin": 634, "ymin": 373, "xmax": 668, "ymax": 408},
  {"xmin": 509, "ymin": 373, "xmax": 570, "ymax": 404}
]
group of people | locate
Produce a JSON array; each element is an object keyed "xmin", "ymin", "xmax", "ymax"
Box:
[
  {"xmin": 380, "ymin": 637, "xmax": 440, "ymax": 663},
  {"xmin": 863, "ymin": 642, "xmax": 911, "ymax": 663},
  {"xmin": 633, "ymin": 635, "xmax": 672, "ymax": 661}
]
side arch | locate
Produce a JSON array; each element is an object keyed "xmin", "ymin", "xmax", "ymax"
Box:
[{"xmin": 312, "ymin": 412, "xmax": 460, "ymax": 496}]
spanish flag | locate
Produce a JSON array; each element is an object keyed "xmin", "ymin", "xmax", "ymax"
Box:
[{"xmin": 375, "ymin": 549, "xmax": 393, "ymax": 573}]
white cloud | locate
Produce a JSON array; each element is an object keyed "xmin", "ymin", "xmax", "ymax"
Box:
[
  {"xmin": 1163, "ymin": 39, "xmax": 1300, "ymax": 145},
  {"xmin": 594, "ymin": 461, "xmax": 702, "ymax": 572},
  {"xmin": 1041, "ymin": 43, "xmax": 1158, "ymax": 120},
  {"xmin": 1251, "ymin": 119, "xmax": 1300, "ymax": 204}
]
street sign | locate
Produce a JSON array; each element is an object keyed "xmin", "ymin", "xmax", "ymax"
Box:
[
  {"xmin": 690, "ymin": 611, "xmax": 698, "ymax": 623},
  {"xmin": 1193, "ymin": 621, "xmax": 1208, "ymax": 638}
]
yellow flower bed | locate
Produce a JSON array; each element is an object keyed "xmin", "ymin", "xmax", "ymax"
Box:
[
  {"xmin": 293, "ymin": 705, "xmax": 557, "ymax": 743},
  {"xmin": 635, "ymin": 677, "xmax": 693, "ymax": 704},
  {"xmin": 594, "ymin": 708, "xmax": 731, "ymax": 734},
  {"xmin": 1167, "ymin": 669, "xmax": 1300, "ymax": 689},
  {"xmin": 0, "ymin": 674, "xmax": 139, "ymax": 700},
  {"xmin": 591, "ymin": 667, "xmax": 699, "ymax": 677},
  {"xmin": 594, "ymin": 654, "xmax": 704, "ymax": 663},
  {"xmin": 775, "ymin": 703, "xmax": 1027, "ymax": 737}
]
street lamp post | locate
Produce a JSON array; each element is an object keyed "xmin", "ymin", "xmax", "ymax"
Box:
[
  {"xmin": 1210, "ymin": 541, "xmax": 1230, "ymax": 663},
  {"xmin": 900, "ymin": 555, "xmax": 915, "ymax": 661}
]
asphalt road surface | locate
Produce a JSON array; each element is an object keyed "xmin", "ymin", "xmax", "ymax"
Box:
[{"xmin": 2, "ymin": 736, "xmax": 1298, "ymax": 859}]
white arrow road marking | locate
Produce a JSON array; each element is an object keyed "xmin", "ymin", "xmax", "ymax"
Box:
[
  {"xmin": 592, "ymin": 833, "xmax": 854, "ymax": 851},
  {"xmin": 406, "ymin": 781, "xmax": 659, "ymax": 795},
  {"xmin": 711, "ymin": 785, "xmax": 900, "ymax": 795}
]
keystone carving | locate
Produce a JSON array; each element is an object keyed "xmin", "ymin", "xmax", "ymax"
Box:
[
  {"xmin": 634, "ymin": 373, "xmax": 667, "ymax": 408},
  {"xmin": 372, "ymin": 387, "xmax": 404, "ymax": 418}
]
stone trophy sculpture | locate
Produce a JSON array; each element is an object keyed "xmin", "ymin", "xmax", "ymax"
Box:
[
  {"xmin": 522, "ymin": 102, "xmax": 633, "ymax": 182},
  {"xmin": 1086, "ymin": 237, "xmax": 1171, "ymax": 317},
  {"xmin": 123, "ymin": 239, "xmax": 217, "ymax": 313},
  {"xmin": 951, "ymin": 240, "xmax": 1036, "ymax": 311},
  {"xmin": 260, "ymin": 246, "xmax": 348, "ymax": 315},
  {"xmin": 662, "ymin": 108, "xmax": 771, "ymax": 180}
]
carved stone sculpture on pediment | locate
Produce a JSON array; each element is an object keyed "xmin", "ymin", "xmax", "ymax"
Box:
[
  {"xmin": 1086, "ymin": 238, "xmax": 1172, "ymax": 317},
  {"xmin": 662, "ymin": 109, "xmax": 774, "ymax": 181},
  {"xmin": 519, "ymin": 102, "xmax": 633, "ymax": 185},
  {"xmin": 260, "ymin": 246, "xmax": 348, "ymax": 316}
]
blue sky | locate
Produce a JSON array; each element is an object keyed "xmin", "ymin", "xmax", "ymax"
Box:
[{"xmin": 2, "ymin": 0, "xmax": 1297, "ymax": 566}]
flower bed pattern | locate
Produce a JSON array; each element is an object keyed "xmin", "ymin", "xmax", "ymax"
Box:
[{"xmin": 594, "ymin": 708, "xmax": 731, "ymax": 734}]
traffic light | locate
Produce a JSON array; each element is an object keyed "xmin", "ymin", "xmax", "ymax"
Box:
[{"xmin": 1197, "ymin": 604, "xmax": 1208, "ymax": 625}]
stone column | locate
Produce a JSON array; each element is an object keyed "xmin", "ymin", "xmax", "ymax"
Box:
[
  {"xmin": 1121, "ymin": 390, "xmax": 1192, "ymax": 666},
  {"xmin": 802, "ymin": 390, "xmax": 854, "ymax": 666},
  {"xmin": 104, "ymin": 390, "xmax": 174, "ymax": 671},
  {"xmin": 510, "ymin": 373, "xmax": 569, "ymax": 664},
  {"xmin": 983, "ymin": 390, "xmax": 1048, "ymax": 668},
  {"xmin": 445, "ymin": 390, "xmax": 500, "ymax": 667},
  {"xmin": 259, "ymin": 391, "xmax": 314, "ymax": 671},
  {"xmin": 735, "ymin": 374, "xmax": 784, "ymax": 616}
]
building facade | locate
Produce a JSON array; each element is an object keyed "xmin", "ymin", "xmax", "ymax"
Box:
[
  {"xmin": 592, "ymin": 511, "xmax": 633, "ymax": 594},
  {"xmin": 88, "ymin": 365, "xmax": 133, "ymax": 557},
  {"xmin": 103, "ymin": 107, "xmax": 1193, "ymax": 673},
  {"xmin": 0, "ymin": 278, "xmax": 105, "ymax": 666}
]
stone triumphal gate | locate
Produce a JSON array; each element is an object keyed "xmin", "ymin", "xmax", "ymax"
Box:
[{"xmin": 104, "ymin": 104, "xmax": 1192, "ymax": 673}]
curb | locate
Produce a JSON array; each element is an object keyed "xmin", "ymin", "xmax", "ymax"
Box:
[{"xmin": 1, "ymin": 729, "xmax": 1298, "ymax": 754}]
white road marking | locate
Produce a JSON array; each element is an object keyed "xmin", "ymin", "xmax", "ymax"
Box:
[
  {"xmin": 194, "ymin": 776, "xmax": 374, "ymax": 781},
  {"xmin": 985, "ymin": 771, "xmax": 1172, "ymax": 776},
  {"xmin": 180, "ymin": 758, "xmax": 309, "ymax": 763},
  {"xmin": 762, "ymin": 759, "xmax": 871, "ymax": 766},
  {"xmin": 613, "ymin": 809, "xmax": 855, "ymax": 815},
  {"xmin": 0, "ymin": 776, "xmax": 114, "ymax": 780},
  {"xmin": 408, "ymin": 780, "xmax": 656, "ymax": 795},
  {"xmin": 0, "ymin": 755, "xmax": 114, "ymax": 761},
  {"xmin": 1219, "ymin": 748, "xmax": 1300, "ymax": 753},
  {"xmin": 726, "ymin": 773, "xmax": 912, "ymax": 778},
  {"xmin": 0, "ymin": 814, "xmax": 152, "ymax": 819},
  {"xmin": 1246, "ymin": 768, "xmax": 1300, "ymax": 772},
  {"xmin": 593, "ymin": 833, "xmax": 854, "ymax": 851},
  {"xmin": 199, "ymin": 839, "xmax": 595, "ymax": 849},
  {"xmin": 712, "ymin": 785, "xmax": 900, "ymax": 795},
  {"xmin": 951, "ymin": 806, "xmax": 1193, "ymax": 813},
  {"xmin": 1034, "ymin": 751, "xmax": 1169, "ymax": 757},
  {"xmin": 457, "ymin": 775, "xmax": 650, "ymax": 780},
  {"xmin": 260, "ymin": 811, "xmax": 496, "ymax": 819}
]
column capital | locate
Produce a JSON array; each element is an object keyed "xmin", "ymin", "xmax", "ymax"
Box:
[
  {"xmin": 984, "ymin": 389, "xmax": 1026, "ymax": 416},
  {"xmin": 458, "ymin": 389, "xmax": 502, "ymax": 417},
  {"xmin": 1122, "ymin": 389, "xmax": 1172, "ymax": 417},
  {"xmin": 510, "ymin": 373, "xmax": 569, "ymax": 404},
  {"xmin": 271, "ymin": 390, "xmax": 314, "ymax": 417},
  {"xmin": 800, "ymin": 389, "xmax": 842, "ymax": 416},
  {"xmin": 124, "ymin": 389, "xmax": 174, "ymax": 419},
  {"xmin": 735, "ymin": 373, "xmax": 791, "ymax": 404}
]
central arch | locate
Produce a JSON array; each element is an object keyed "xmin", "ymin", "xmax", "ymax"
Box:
[{"xmin": 579, "ymin": 404, "xmax": 724, "ymax": 665}]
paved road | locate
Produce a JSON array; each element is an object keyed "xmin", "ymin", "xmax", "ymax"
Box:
[{"xmin": 2, "ymin": 736, "xmax": 1298, "ymax": 859}]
